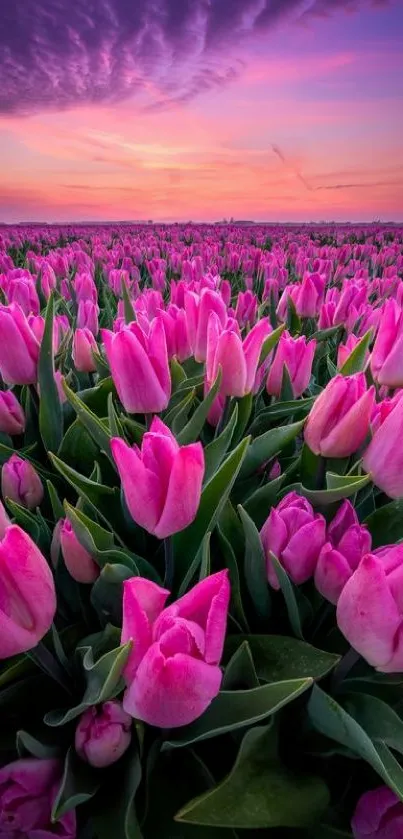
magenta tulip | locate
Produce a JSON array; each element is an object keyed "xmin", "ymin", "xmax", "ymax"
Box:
[
  {"xmin": 266, "ymin": 331, "xmax": 316, "ymax": 399},
  {"xmin": 363, "ymin": 393, "xmax": 403, "ymax": 498},
  {"xmin": 260, "ymin": 492, "xmax": 326, "ymax": 589},
  {"xmin": 0, "ymin": 303, "xmax": 40, "ymax": 385},
  {"xmin": 111, "ymin": 417, "xmax": 204, "ymax": 539},
  {"xmin": 1, "ymin": 454, "xmax": 43, "ymax": 510},
  {"xmin": 206, "ymin": 312, "xmax": 270, "ymax": 398},
  {"xmin": 77, "ymin": 299, "xmax": 99, "ymax": 335},
  {"xmin": 315, "ymin": 500, "xmax": 371, "ymax": 604},
  {"xmin": 75, "ymin": 701, "xmax": 132, "ymax": 768},
  {"xmin": 0, "ymin": 500, "xmax": 10, "ymax": 538},
  {"xmin": 0, "ymin": 525, "xmax": 57, "ymax": 658},
  {"xmin": 0, "ymin": 758, "xmax": 76, "ymax": 838},
  {"xmin": 60, "ymin": 518, "xmax": 99, "ymax": 584},
  {"xmin": 0, "ymin": 390, "xmax": 25, "ymax": 435},
  {"xmin": 352, "ymin": 786, "xmax": 403, "ymax": 838},
  {"xmin": 337, "ymin": 545, "xmax": 403, "ymax": 672},
  {"xmin": 102, "ymin": 318, "xmax": 171, "ymax": 414},
  {"xmin": 185, "ymin": 288, "xmax": 227, "ymax": 362},
  {"xmin": 304, "ymin": 373, "xmax": 375, "ymax": 458},
  {"xmin": 337, "ymin": 334, "xmax": 368, "ymax": 370},
  {"xmin": 121, "ymin": 570, "xmax": 230, "ymax": 727},
  {"xmin": 371, "ymin": 299, "xmax": 403, "ymax": 388}
]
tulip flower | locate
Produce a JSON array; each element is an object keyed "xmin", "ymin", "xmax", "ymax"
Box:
[
  {"xmin": 206, "ymin": 313, "xmax": 271, "ymax": 398},
  {"xmin": 370, "ymin": 389, "xmax": 403, "ymax": 434},
  {"xmin": 371, "ymin": 299, "xmax": 403, "ymax": 388},
  {"xmin": 351, "ymin": 786, "xmax": 403, "ymax": 838},
  {"xmin": 0, "ymin": 389, "xmax": 25, "ymax": 435},
  {"xmin": 185, "ymin": 288, "xmax": 227, "ymax": 362},
  {"xmin": 0, "ymin": 303, "xmax": 40, "ymax": 385},
  {"xmin": 315, "ymin": 500, "xmax": 371, "ymax": 604},
  {"xmin": 2, "ymin": 454, "xmax": 43, "ymax": 510},
  {"xmin": 304, "ymin": 373, "xmax": 375, "ymax": 458},
  {"xmin": 337, "ymin": 545, "xmax": 403, "ymax": 672},
  {"xmin": 72, "ymin": 327, "xmax": 98, "ymax": 372},
  {"xmin": 121, "ymin": 570, "xmax": 230, "ymax": 727},
  {"xmin": 363, "ymin": 393, "xmax": 403, "ymax": 498},
  {"xmin": 266, "ymin": 332, "xmax": 316, "ymax": 399},
  {"xmin": 75, "ymin": 701, "xmax": 132, "ymax": 768},
  {"xmin": 0, "ymin": 500, "xmax": 10, "ymax": 538},
  {"xmin": 337, "ymin": 334, "xmax": 369, "ymax": 370},
  {"xmin": 77, "ymin": 299, "xmax": 99, "ymax": 335},
  {"xmin": 293, "ymin": 272, "xmax": 324, "ymax": 318},
  {"xmin": 111, "ymin": 417, "xmax": 204, "ymax": 539},
  {"xmin": 0, "ymin": 525, "xmax": 57, "ymax": 658},
  {"xmin": 0, "ymin": 758, "xmax": 76, "ymax": 838},
  {"xmin": 102, "ymin": 318, "xmax": 171, "ymax": 414},
  {"xmin": 60, "ymin": 518, "xmax": 99, "ymax": 583},
  {"xmin": 260, "ymin": 492, "xmax": 326, "ymax": 589}
]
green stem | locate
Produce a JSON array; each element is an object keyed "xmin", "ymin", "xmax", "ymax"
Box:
[
  {"xmin": 28, "ymin": 641, "xmax": 72, "ymax": 695},
  {"xmin": 331, "ymin": 647, "xmax": 360, "ymax": 692},
  {"xmin": 145, "ymin": 414, "xmax": 153, "ymax": 431},
  {"xmin": 164, "ymin": 536, "xmax": 174, "ymax": 590},
  {"xmin": 215, "ymin": 396, "xmax": 231, "ymax": 438}
]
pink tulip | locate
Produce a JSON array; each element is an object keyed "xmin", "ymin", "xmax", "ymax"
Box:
[
  {"xmin": 102, "ymin": 318, "xmax": 171, "ymax": 414},
  {"xmin": 77, "ymin": 299, "xmax": 99, "ymax": 335},
  {"xmin": 121, "ymin": 570, "xmax": 230, "ymax": 727},
  {"xmin": 60, "ymin": 518, "xmax": 99, "ymax": 583},
  {"xmin": 0, "ymin": 525, "xmax": 57, "ymax": 658},
  {"xmin": 0, "ymin": 500, "xmax": 10, "ymax": 538},
  {"xmin": 314, "ymin": 500, "xmax": 371, "ymax": 604},
  {"xmin": 266, "ymin": 331, "xmax": 316, "ymax": 399},
  {"xmin": 2, "ymin": 454, "xmax": 43, "ymax": 510},
  {"xmin": 72, "ymin": 328, "xmax": 98, "ymax": 372},
  {"xmin": 260, "ymin": 492, "xmax": 326, "ymax": 589},
  {"xmin": 0, "ymin": 303, "xmax": 40, "ymax": 385},
  {"xmin": 337, "ymin": 545, "xmax": 403, "ymax": 672},
  {"xmin": 0, "ymin": 390, "xmax": 25, "ymax": 435},
  {"xmin": 74, "ymin": 271, "xmax": 97, "ymax": 302},
  {"xmin": 206, "ymin": 313, "xmax": 271, "ymax": 398},
  {"xmin": 363, "ymin": 393, "xmax": 403, "ymax": 498},
  {"xmin": 0, "ymin": 758, "xmax": 76, "ymax": 838},
  {"xmin": 352, "ymin": 786, "xmax": 403, "ymax": 838},
  {"xmin": 185, "ymin": 288, "xmax": 227, "ymax": 362},
  {"xmin": 370, "ymin": 389, "xmax": 403, "ymax": 434},
  {"xmin": 371, "ymin": 299, "xmax": 403, "ymax": 388},
  {"xmin": 293, "ymin": 273, "xmax": 324, "ymax": 318},
  {"xmin": 304, "ymin": 373, "xmax": 375, "ymax": 458},
  {"xmin": 337, "ymin": 334, "xmax": 368, "ymax": 370},
  {"xmin": 111, "ymin": 418, "xmax": 204, "ymax": 538},
  {"xmin": 75, "ymin": 701, "xmax": 132, "ymax": 768}
]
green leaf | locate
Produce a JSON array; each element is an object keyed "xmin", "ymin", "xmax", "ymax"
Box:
[
  {"xmin": 243, "ymin": 474, "xmax": 284, "ymax": 530},
  {"xmin": 167, "ymin": 389, "xmax": 196, "ymax": 435},
  {"xmin": 203, "ymin": 403, "xmax": 238, "ymax": 482},
  {"xmin": 52, "ymin": 747, "xmax": 100, "ymax": 820},
  {"xmin": 170, "ymin": 357, "xmax": 187, "ymax": 390},
  {"xmin": 16, "ymin": 730, "xmax": 60, "ymax": 760},
  {"xmin": 249, "ymin": 398, "xmax": 314, "ymax": 435},
  {"xmin": 163, "ymin": 678, "xmax": 312, "ymax": 748},
  {"xmin": 269, "ymin": 552, "xmax": 304, "ymax": 639},
  {"xmin": 64, "ymin": 500, "xmax": 114, "ymax": 553},
  {"xmin": 121, "ymin": 278, "xmax": 136, "ymax": 324},
  {"xmin": 339, "ymin": 329, "xmax": 372, "ymax": 375},
  {"xmin": 286, "ymin": 295, "xmax": 301, "ymax": 334},
  {"xmin": 280, "ymin": 364, "xmax": 295, "ymax": 402},
  {"xmin": 238, "ymin": 505, "xmax": 271, "ymax": 621},
  {"xmin": 343, "ymin": 692, "xmax": 403, "ymax": 758},
  {"xmin": 177, "ymin": 368, "xmax": 222, "ymax": 445},
  {"xmin": 217, "ymin": 526, "xmax": 249, "ymax": 633},
  {"xmin": 232, "ymin": 393, "xmax": 253, "ymax": 445},
  {"xmin": 173, "ymin": 436, "xmax": 250, "ymax": 581},
  {"xmin": 91, "ymin": 563, "xmax": 133, "ymax": 625},
  {"xmin": 38, "ymin": 293, "xmax": 63, "ymax": 452},
  {"xmin": 240, "ymin": 420, "xmax": 304, "ymax": 479},
  {"xmin": 286, "ymin": 472, "xmax": 371, "ymax": 506},
  {"xmin": 47, "ymin": 480, "xmax": 65, "ymax": 520},
  {"xmin": 199, "ymin": 532, "xmax": 211, "ymax": 580},
  {"xmin": 365, "ymin": 499, "xmax": 403, "ymax": 548},
  {"xmin": 175, "ymin": 723, "xmax": 329, "ymax": 829},
  {"xmin": 222, "ymin": 641, "xmax": 259, "ymax": 690},
  {"xmin": 308, "ymin": 685, "xmax": 403, "ymax": 801},
  {"xmin": 258, "ymin": 323, "xmax": 285, "ymax": 365},
  {"xmin": 108, "ymin": 392, "xmax": 125, "ymax": 438},
  {"xmin": 224, "ymin": 636, "xmax": 339, "ymax": 683},
  {"xmin": 92, "ymin": 743, "xmax": 143, "ymax": 839},
  {"xmin": 62, "ymin": 381, "xmax": 115, "ymax": 467},
  {"xmin": 5, "ymin": 499, "xmax": 40, "ymax": 543}
]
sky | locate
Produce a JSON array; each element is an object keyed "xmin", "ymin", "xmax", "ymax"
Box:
[{"xmin": 0, "ymin": 0, "xmax": 402, "ymax": 223}]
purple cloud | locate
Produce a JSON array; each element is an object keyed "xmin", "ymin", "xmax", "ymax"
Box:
[{"xmin": 0, "ymin": 0, "xmax": 389, "ymax": 115}]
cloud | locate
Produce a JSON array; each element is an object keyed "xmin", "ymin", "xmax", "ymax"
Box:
[{"xmin": 0, "ymin": 0, "xmax": 387, "ymax": 115}]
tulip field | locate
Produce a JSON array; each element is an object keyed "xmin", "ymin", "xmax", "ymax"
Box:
[{"xmin": 2, "ymin": 222, "xmax": 403, "ymax": 838}]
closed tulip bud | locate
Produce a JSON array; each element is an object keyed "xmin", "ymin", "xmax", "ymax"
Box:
[
  {"xmin": 371, "ymin": 299, "xmax": 403, "ymax": 388},
  {"xmin": 370, "ymin": 389, "xmax": 403, "ymax": 434},
  {"xmin": 2, "ymin": 454, "xmax": 43, "ymax": 510},
  {"xmin": 337, "ymin": 545, "xmax": 403, "ymax": 672},
  {"xmin": 0, "ymin": 390, "xmax": 25, "ymax": 435},
  {"xmin": 206, "ymin": 313, "xmax": 270, "ymax": 398},
  {"xmin": 0, "ymin": 303, "xmax": 40, "ymax": 385},
  {"xmin": 351, "ymin": 787, "xmax": 403, "ymax": 838},
  {"xmin": 75, "ymin": 701, "xmax": 132, "ymax": 768},
  {"xmin": 260, "ymin": 492, "xmax": 326, "ymax": 589},
  {"xmin": 59, "ymin": 518, "xmax": 99, "ymax": 583},
  {"xmin": 185, "ymin": 288, "xmax": 227, "ymax": 362},
  {"xmin": 112, "ymin": 418, "xmax": 204, "ymax": 539},
  {"xmin": 0, "ymin": 525, "xmax": 57, "ymax": 658},
  {"xmin": 363, "ymin": 392, "xmax": 403, "ymax": 498},
  {"xmin": 77, "ymin": 299, "xmax": 99, "ymax": 335},
  {"xmin": 266, "ymin": 332, "xmax": 316, "ymax": 399},
  {"xmin": 121, "ymin": 570, "xmax": 230, "ymax": 727},
  {"xmin": 314, "ymin": 500, "xmax": 371, "ymax": 604},
  {"xmin": 102, "ymin": 318, "xmax": 171, "ymax": 414},
  {"xmin": 304, "ymin": 373, "xmax": 375, "ymax": 458},
  {"xmin": 0, "ymin": 758, "xmax": 75, "ymax": 838},
  {"xmin": 72, "ymin": 328, "xmax": 98, "ymax": 372},
  {"xmin": 293, "ymin": 273, "xmax": 324, "ymax": 318}
]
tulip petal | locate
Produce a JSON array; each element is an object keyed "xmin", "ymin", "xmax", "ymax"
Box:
[
  {"xmin": 320, "ymin": 386, "xmax": 375, "ymax": 458},
  {"xmin": 122, "ymin": 577, "xmax": 169, "ymax": 680},
  {"xmin": 154, "ymin": 442, "xmax": 205, "ymax": 539},
  {"xmin": 111, "ymin": 437, "xmax": 164, "ymax": 533}
]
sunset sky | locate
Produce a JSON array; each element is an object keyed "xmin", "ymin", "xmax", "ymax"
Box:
[{"xmin": 0, "ymin": 0, "xmax": 402, "ymax": 223}]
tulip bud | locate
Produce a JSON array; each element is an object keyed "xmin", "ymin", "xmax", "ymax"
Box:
[
  {"xmin": 304, "ymin": 373, "xmax": 375, "ymax": 458},
  {"xmin": 351, "ymin": 786, "xmax": 403, "ymax": 838},
  {"xmin": 77, "ymin": 300, "xmax": 99, "ymax": 336},
  {"xmin": 363, "ymin": 393, "xmax": 403, "ymax": 498},
  {"xmin": 314, "ymin": 500, "xmax": 371, "ymax": 604},
  {"xmin": 0, "ymin": 390, "xmax": 25, "ymax": 435},
  {"xmin": 0, "ymin": 758, "xmax": 76, "ymax": 837},
  {"xmin": 1, "ymin": 454, "xmax": 43, "ymax": 510},
  {"xmin": 59, "ymin": 518, "xmax": 99, "ymax": 583},
  {"xmin": 260, "ymin": 492, "xmax": 326, "ymax": 589},
  {"xmin": 266, "ymin": 332, "xmax": 316, "ymax": 399},
  {"xmin": 75, "ymin": 701, "xmax": 132, "ymax": 768},
  {"xmin": 0, "ymin": 303, "xmax": 40, "ymax": 385},
  {"xmin": 72, "ymin": 328, "xmax": 98, "ymax": 372},
  {"xmin": 371, "ymin": 299, "xmax": 403, "ymax": 388}
]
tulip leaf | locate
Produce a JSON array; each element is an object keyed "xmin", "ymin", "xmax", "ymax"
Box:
[
  {"xmin": 175, "ymin": 723, "xmax": 329, "ymax": 829},
  {"xmin": 170, "ymin": 357, "xmax": 187, "ymax": 390},
  {"xmin": 243, "ymin": 474, "xmax": 284, "ymax": 530},
  {"xmin": 286, "ymin": 295, "xmax": 301, "ymax": 333},
  {"xmin": 92, "ymin": 742, "xmax": 143, "ymax": 839},
  {"xmin": 90, "ymin": 563, "xmax": 133, "ymax": 626},
  {"xmin": 4, "ymin": 498, "xmax": 41, "ymax": 542},
  {"xmin": 339, "ymin": 329, "xmax": 372, "ymax": 375},
  {"xmin": 203, "ymin": 403, "xmax": 238, "ymax": 482},
  {"xmin": 249, "ymin": 398, "xmax": 314, "ymax": 435},
  {"xmin": 238, "ymin": 505, "xmax": 271, "ymax": 621},
  {"xmin": 52, "ymin": 746, "xmax": 100, "ymax": 820},
  {"xmin": 16, "ymin": 730, "xmax": 60, "ymax": 760},
  {"xmin": 47, "ymin": 480, "xmax": 65, "ymax": 520},
  {"xmin": 177, "ymin": 368, "xmax": 222, "ymax": 445},
  {"xmin": 258, "ymin": 323, "xmax": 285, "ymax": 365},
  {"xmin": 167, "ymin": 389, "xmax": 196, "ymax": 435},
  {"xmin": 232, "ymin": 393, "xmax": 253, "ymax": 445},
  {"xmin": 121, "ymin": 278, "xmax": 136, "ymax": 323},
  {"xmin": 222, "ymin": 641, "xmax": 259, "ymax": 690},
  {"xmin": 108, "ymin": 392, "xmax": 126, "ymax": 438},
  {"xmin": 307, "ymin": 685, "xmax": 403, "ymax": 801},
  {"xmin": 224, "ymin": 636, "xmax": 339, "ymax": 683},
  {"xmin": 62, "ymin": 380, "xmax": 115, "ymax": 466},
  {"xmin": 364, "ymin": 499, "xmax": 403, "ymax": 548},
  {"xmin": 173, "ymin": 436, "xmax": 250, "ymax": 581},
  {"xmin": 240, "ymin": 420, "xmax": 304, "ymax": 479},
  {"xmin": 217, "ymin": 525, "xmax": 249, "ymax": 633},
  {"xmin": 38, "ymin": 293, "xmax": 64, "ymax": 452},
  {"xmin": 285, "ymin": 472, "xmax": 371, "ymax": 506},
  {"xmin": 163, "ymin": 677, "xmax": 312, "ymax": 748},
  {"xmin": 58, "ymin": 418, "xmax": 100, "ymax": 476},
  {"xmin": 343, "ymin": 692, "xmax": 403, "ymax": 758},
  {"xmin": 268, "ymin": 552, "xmax": 305, "ymax": 639}
]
